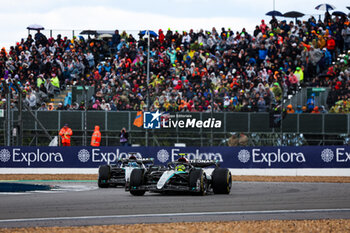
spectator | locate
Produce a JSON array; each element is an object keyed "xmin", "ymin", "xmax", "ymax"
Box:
[
  {"xmin": 228, "ymin": 134, "xmax": 239, "ymax": 146},
  {"xmin": 320, "ymin": 105, "xmax": 328, "ymax": 114},
  {"xmin": 48, "ymin": 103, "xmax": 54, "ymax": 111},
  {"xmin": 119, "ymin": 127, "xmax": 129, "ymax": 146},
  {"xmin": 25, "ymin": 91, "xmax": 37, "ymax": 109},
  {"xmin": 311, "ymin": 106, "xmax": 320, "ymax": 114},
  {"xmin": 302, "ymin": 106, "xmax": 308, "ymax": 113},
  {"xmin": 294, "ymin": 67, "xmax": 304, "ymax": 84},
  {"xmin": 238, "ymin": 132, "xmax": 249, "ymax": 146},
  {"xmin": 112, "ymin": 30, "xmax": 121, "ymax": 48},
  {"xmin": 57, "ymin": 102, "xmax": 65, "ymax": 110},
  {"xmin": 38, "ymin": 102, "xmax": 47, "ymax": 111},
  {"xmin": 286, "ymin": 104, "xmax": 295, "ymax": 114},
  {"xmin": 342, "ymin": 25, "xmax": 350, "ymax": 51},
  {"xmin": 295, "ymin": 105, "xmax": 303, "ymax": 114},
  {"xmin": 307, "ymin": 94, "xmax": 315, "ymax": 112}
]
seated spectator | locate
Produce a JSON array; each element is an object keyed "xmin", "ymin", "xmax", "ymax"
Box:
[
  {"xmin": 286, "ymin": 104, "xmax": 295, "ymax": 114},
  {"xmin": 56, "ymin": 102, "xmax": 65, "ymax": 110},
  {"xmin": 38, "ymin": 102, "xmax": 47, "ymax": 111},
  {"xmin": 228, "ymin": 134, "xmax": 239, "ymax": 146},
  {"xmin": 311, "ymin": 106, "xmax": 320, "ymax": 114},
  {"xmin": 238, "ymin": 133, "xmax": 249, "ymax": 146},
  {"xmin": 295, "ymin": 106, "xmax": 303, "ymax": 114},
  {"xmin": 302, "ymin": 106, "xmax": 308, "ymax": 113}
]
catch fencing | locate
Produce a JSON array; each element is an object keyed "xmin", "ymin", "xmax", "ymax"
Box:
[{"xmin": 2, "ymin": 111, "xmax": 350, "ymax": 134}]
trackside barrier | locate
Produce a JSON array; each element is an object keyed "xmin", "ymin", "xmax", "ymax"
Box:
[{"xmin": 0, "ymin": 146, "xmax": 349, "ymax": 169}]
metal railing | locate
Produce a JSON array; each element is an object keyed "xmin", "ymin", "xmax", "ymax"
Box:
[
  {"xmin": 2, "ymin": 110, "xmax": 349, "ymax": 133},
  {"xmin": 0, "ymin": 110, "xmax": 349, "ymax": 146}
]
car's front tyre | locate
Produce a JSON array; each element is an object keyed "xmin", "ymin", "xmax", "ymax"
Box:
[
  {"xmin": 129, "ymin": 169, "xmax": 146, "ymax": 196},
  {"xmin": 189, "ymin": 169, "xmax": 206, "ymax": 195},
  {"xmin": 212, "ymin": 168, "xmax": 232, "ymax": 194}
]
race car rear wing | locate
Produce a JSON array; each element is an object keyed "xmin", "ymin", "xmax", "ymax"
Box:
[
  {"xmin": 189, "ymin": 160, "xmax": 220, "ymax": 168},
  {"xmin": 119, "ymin": 158, "xmax": 154, "ymax": 165},
  {"xmin": 174, "ymin": 153, "xmax": 220, "ymax": 168}
]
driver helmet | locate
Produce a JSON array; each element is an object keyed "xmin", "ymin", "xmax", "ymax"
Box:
[
  {"xmin": 129, "ymin": 162, "xmax": 138, "ymax": 167},
  {"xmin": 128, "ymin": 155, "xmax": 138, "ymax": 167},
  {"xmin": 175, "ymin": 164, "xmax": 186, "ymax": 172}
]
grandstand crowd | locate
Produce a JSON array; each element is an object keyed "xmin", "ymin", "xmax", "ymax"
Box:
[{"xmin": 0, "ymin": 13, "xmax": 349, "ymax": 113}]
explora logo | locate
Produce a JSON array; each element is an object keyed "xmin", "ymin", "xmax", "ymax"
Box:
[
  {"xmin": 237, "ymin": 149, "xmax": 306, "ymax": 167},
  {"xmin": 171, "ymin": 149, "xmax": 223, "ymax": 162},
  {"xmin": 320, "ymin": 148, "xmax": 350, "ymax": 163},
  {"xmin": 0, "ymin": 148, "xmax": 63, "ymax": 166},
  {"xmin": 89, "ymin": 149, "xmax": 142, "ymax": 164}
]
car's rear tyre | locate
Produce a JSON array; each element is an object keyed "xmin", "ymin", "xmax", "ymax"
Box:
[
  {"xmin": 98, "ymin": 165, "xmax": 110, "ymax": 188},
  {"xmin": 129, "ymin": 169, "xmax": 145, "ymax": 196},
  {"xmin": 212, "ymin": 168, "xmax": 232, "ymax": 194},
  {"xmin": 189, "ymin": 169, "xmax": 206, "ymax": 195}
]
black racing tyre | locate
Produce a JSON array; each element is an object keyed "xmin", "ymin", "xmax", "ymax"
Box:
[
  {"xmin": 189, "ymin": 169, "xmax": 206, "ymax": 195},
  {"xmin": 212, "ymin": 168, "xmax": 232, "ymax": 194},
  {"xmin": 98, "ymin": 178, "xmax": 109, "ymax": 188},
  {"xmin": 130, "ymin": 190, "xmax": 146, "ymax": 196},
  {"xmin": 98, "ymin": 165, "xmax": 110, "ymax": 188},
  {"xmin": 129, "ymin": 169, "xmax": 145, "ymax": 196},
  {"xmin": 98, "ymin": 165, "xmax": 110, "ymax": 180}
]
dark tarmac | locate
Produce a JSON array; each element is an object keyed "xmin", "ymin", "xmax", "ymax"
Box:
[{"xmin": 0, "ymin": 181, "xmax": 350, "ymax": 228}]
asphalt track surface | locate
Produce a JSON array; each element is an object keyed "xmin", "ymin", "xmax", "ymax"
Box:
[{"xmin": 1, "ymin": 181, "xmax": 350, "ymax": 228}]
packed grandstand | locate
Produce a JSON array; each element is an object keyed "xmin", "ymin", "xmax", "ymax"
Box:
[{"xmin": 0, "ymin": 13, "xmax": 349, "ymax": 114}]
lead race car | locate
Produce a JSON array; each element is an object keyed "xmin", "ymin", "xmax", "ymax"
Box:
[
  {"xmin": 126, "ymin": 154, "xmax": 232, "ymax": 196},
  {"xmin": 98, "ymin": 153, "xmax": 163, "ymax": 188}
]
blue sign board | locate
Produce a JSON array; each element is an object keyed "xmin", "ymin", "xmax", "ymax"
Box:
[{"xmin": 0, "ymin": 146, "xmax": 349, "ymax": 168}]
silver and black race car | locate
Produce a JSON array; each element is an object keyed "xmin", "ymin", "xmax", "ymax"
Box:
[
  {"xmin": 98, "ymin": 153, "xmax": 162, "ymax": 188},
  {"xmin": 126, "ymin": 155, "xmax": 232, "ymax": 196}
]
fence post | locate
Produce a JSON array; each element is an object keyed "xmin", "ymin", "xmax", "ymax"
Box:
[
  {"xmin": 81, "ymin": 111, "xmax": 85, "ymax": 146},
  {"xmin": 248, "ymin": 113, "xmax": 251, "ymax": 133},
  {"xmin": 6, "ymin": 93, "xmax": 11, "ymax": 146},
  {"xmin": 105, "ymin": 111, "xmax": 108, "ymax": 146},
  {"xmin": 348, "ymin": 114, "xmax": 350, "ymax": 135}
]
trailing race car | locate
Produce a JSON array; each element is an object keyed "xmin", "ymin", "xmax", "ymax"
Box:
[
  {"xmin": 98, "ymin": 153, "xmax": 160, "ymax": 188},
  {"xmin": 126, "ymin": 155, "xmax": 232, "ymax": 196}
]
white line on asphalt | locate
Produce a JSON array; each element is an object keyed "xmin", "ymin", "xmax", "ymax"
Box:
[{"xmin": 1, "ymin": 208, "xmax": 350, "ymax": 223}]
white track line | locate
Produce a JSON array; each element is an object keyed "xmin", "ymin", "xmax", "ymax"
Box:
[{"xmin": 1, "ymin": 209, "xmax": 350, "ymax": 223}]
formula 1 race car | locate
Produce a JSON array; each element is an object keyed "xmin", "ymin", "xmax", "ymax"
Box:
[
  {"xmin": 98, "ymin": 153, "xmax": 161, "ymax": 188},
  {"xmin": 126, "ymin": 155, "xmax": 232, "ymax": 196}
]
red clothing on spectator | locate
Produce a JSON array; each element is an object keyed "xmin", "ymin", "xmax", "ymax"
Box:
[
  {"xmin": 159, "ymin": 29, "xmax": 165, "ymax": 44},
  {"xmin": 311, "ymin": 106, "xmax": 320, "ymax": 114},
  {"xmin": 289, "ymin": 74, "xmax": 298, "ymax": 85},
  {"xmin": 326, "ymin": 37, "xmax": 336, "ymax": 50}
]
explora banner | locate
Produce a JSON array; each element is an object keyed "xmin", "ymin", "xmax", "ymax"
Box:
[{"xmin": 0, "ymin": 146, "xmax": 349, "ymax": 168}]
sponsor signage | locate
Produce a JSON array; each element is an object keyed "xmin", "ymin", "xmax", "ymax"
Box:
[
  {"xmin": 135, "ymin": 110, "xmax": 222, "ymax": 129},
  {"xmin": 0, "ymin": 146, "xmax": 349, "ymax": 168}
]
